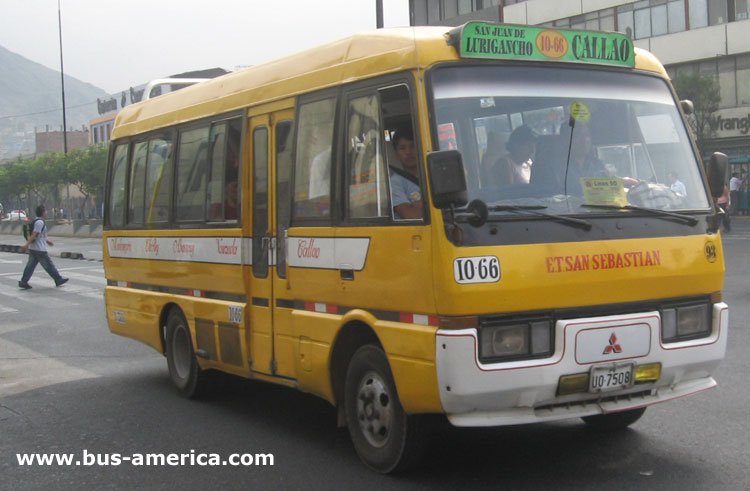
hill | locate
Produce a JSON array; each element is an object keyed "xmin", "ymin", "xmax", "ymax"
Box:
[{"xmin": 0, "ymin": 45, "xmax": 108, "ymax": 160}]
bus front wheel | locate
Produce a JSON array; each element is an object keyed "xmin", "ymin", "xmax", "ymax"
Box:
[
  {"xmin": 165, "ymin": 309, "xmax": 206, "ymax": 398},
  {"xmin": 344, "ymin": 345, "xmax": 424, "ymax": 473},
  {"xmin": 582, "ymin": 407, "xmax": 646, "ymax": 431}
]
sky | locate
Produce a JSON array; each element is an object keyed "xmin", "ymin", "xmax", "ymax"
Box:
[{"xmin": 0, "ymin": 0, "xmax": 410, "ymax": 94}]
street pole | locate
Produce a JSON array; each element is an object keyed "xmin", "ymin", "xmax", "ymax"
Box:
[
  {"xmin": 376, "ymin": 0, "xmax": 383, "ymax": 28},
  {"xmin": 58, "ymin": 0, "xmax": 68, "ymax": 153}
]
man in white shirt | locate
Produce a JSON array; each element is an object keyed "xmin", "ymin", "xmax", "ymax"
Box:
[
  {"xmin": 19, "ymin": 205, "xmax": 68, "ymax": 289},
  {"xmin": 668, "ymin": 172, "xmax": 687, "ymax": 198}
]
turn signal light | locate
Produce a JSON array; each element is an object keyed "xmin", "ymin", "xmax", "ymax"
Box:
[
  {"xmin": 557, "ymin": 373, "xmax": 589, "ymax": 396},
  {"xmin": 635, "ymin": 363, "xmax": 661, "ymax": 383}
]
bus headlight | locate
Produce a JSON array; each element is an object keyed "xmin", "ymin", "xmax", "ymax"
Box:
[
  {"xmin": 479, "ymin": 318, "xmax": 552, "ymax": 362},
  {"xmin": 661, "ymin": 302, "xmax": 711, "ymax": 342}
]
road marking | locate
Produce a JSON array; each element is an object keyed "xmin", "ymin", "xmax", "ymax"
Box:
[
  {"xmin": 0, "ymin": 338, "xmax": 98, "ymax": 397},
  {"xmin": 63, "ymin": 271, "xmax": 106, "ymax": 286},
  {"xmin": 0, "ymin": 285, "xmax": 80, "ymax": 308}
]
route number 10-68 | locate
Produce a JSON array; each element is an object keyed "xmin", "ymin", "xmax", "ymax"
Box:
[{"xmin": 453, "ymin": 256, "xmax": 501, "ymax": 284}]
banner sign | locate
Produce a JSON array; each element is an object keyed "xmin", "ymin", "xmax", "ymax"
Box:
[{"xmin": 449, "ymin": 22, "xmax": 635, "ymax": 68}]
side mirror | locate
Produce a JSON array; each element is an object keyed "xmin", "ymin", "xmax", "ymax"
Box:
[
  {"xmin": 680, "ymin": 100, "xmax": 694, "ymax": 115},
  {"xmin": 706, "ymin": 152, "xmax": 728, "ymax": 199},
  {"xmin": 427, "ymin": 150, "xmax": 468, "ymax": 209}
]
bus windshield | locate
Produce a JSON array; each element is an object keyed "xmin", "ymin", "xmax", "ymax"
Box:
[{"xmin": 430, "ymin": 65, "xmax": 711, "ymax": 216}]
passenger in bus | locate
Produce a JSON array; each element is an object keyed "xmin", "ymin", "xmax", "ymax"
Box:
[
  {"xmin": 480, "ymin": 131, "xmax": 508, "ymax": 187},
  {"xmin": 224, "ymin": 180, "xmax": 239, "ymax": 219},
  {"xmin": 389, "ymin": 127, "xmax": 423, "ymax": 219},
  {"xmin": 668, "ymin": 172, "xmax": 687, "ymax": 197},
  {"xmin": 564, "ymin": 122, "xmax": 606, "ymax": 194},
  {"xmin": 487, "ymin": 125, "xmax": 536, "ymax": 186},
  {"xmin": 309, "ymin": 146, "xmax": 331, "ymax": 199}
]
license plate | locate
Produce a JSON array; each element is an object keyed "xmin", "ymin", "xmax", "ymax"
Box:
[{"xmin": 589, "ymin": 363, "xmax": 634, "ymax": 393}]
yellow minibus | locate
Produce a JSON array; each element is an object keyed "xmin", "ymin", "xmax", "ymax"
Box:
[{"xmin": 104, "ymin": 22, "xmax": 728, "ymax": 472}]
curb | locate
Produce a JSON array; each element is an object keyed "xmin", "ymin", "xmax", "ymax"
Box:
[{"xmin": 60, "ymin": 252, "xmax": 85, "ymax": 260}]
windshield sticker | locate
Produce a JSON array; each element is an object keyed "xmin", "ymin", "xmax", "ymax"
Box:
[
  {"xmin": 569, "ymin": 101, "xmax": 591, "ymax": 123},
  {"xmin": 582, "ymin": 177, "xmax": 627, "ymax": 206},
  {"xmin": 454, "ymin": 256, "xmax": 500, "ymax": 284},
  {"xmin": 438, "ymin": 123, "xmax": 458, "ymax": 150},
  {"xmin": 450, "ymin": 22, "xmax": 635, "ymax": 68}
]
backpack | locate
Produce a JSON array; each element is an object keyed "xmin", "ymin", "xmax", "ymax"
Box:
[{"xmin": 22, "ymin": 218, "xmax": 44, "ymax": 241}]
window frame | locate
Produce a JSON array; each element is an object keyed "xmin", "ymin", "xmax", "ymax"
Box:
[
  {"xmin": 103, "ymin": 111, "xmax": 244, "ymax": 231},
  {"xmin": 290, "ymin": 88, "xmax": 340, "ymax": 227},
  {"xmin": 105, "ymin": 141, "xmax": 131, "ymax": 229},
  {"xmin": 338, "ymin": 73, "xmax": 426, "ymax": 226}
]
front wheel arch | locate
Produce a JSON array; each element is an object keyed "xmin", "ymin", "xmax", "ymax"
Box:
[{"xmin": 330, "ymin": 321, "xmax": 382, "ymax": 413}]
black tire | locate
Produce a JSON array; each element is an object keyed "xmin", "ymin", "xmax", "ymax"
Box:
[
  {"xmin": 582, "ymin": 407, "xmax": 646, "ymax": 431},
  {"xmin": 344, "ymin": 345, "xmax": 425, "ymax": 473},
  {"xmin": 165, "ymin": 309, "xmax": 207, "ymax": 398}
]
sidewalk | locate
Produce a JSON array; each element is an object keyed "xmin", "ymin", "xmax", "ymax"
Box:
[{"xmin": 0, "ymin": 233, "xmax": 103, "ymax": 262}]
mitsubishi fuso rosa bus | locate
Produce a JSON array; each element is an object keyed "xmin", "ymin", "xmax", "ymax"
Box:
[{"xmin": 103, "ymin": 22, "xmax": 729, "ymax": 473}]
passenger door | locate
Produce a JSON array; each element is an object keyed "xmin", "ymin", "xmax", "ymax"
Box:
[
  {"xmin": 247, "ymin": 114, "xmax": 274, "ymax": 375},
  {"xmin": 246, "ymin": 107, "xmax": 297, "ymax": 378}
]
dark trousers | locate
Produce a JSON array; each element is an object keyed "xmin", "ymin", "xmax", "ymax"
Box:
[
  {"xmin": 719, "ymin": 203, "xmax": 731, "ymax": 232},
  {"xmin": 730, "ymin": 190, "xmax": 740, "ymax": 215},
  {"xmin": 21, "ymin": 250, "xmax": 63, "ymax": 285}
]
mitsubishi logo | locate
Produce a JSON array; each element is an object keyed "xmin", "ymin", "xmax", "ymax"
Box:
[{"xmin": 602, "ymin": 333, "xmax": 622, "ymax": 355}]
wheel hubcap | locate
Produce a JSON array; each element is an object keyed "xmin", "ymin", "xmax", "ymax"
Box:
[{"xmin": 355, "ymin": 371, "xmax": 393, "ymax": 448}]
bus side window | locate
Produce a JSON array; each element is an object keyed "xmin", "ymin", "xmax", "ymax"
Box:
[
  {"xmin": 293, "ymin": 97, "xmax": 335, "ymax": 221},
  {"xmin": 128, "ymin": 141, "xmax": 149, "ymax": 225},
  {"xmin": 175, "ymin": 126, "xmax": 210, "ymax": 222},
  {"xmin": 380, "ymin": 84, "xmax": 422, "ymax": 221},
  {"xmin": 208, "ymin": 118, "xmax": 242, "ymax": 222},
  {"xmin": 276, "ymin": 120, "xmax": 294, "ymax": 278},
  {"xmin": 346, "ymin": 93, "xmax": 390, "ymax": 219},
  {"xmin": 224, "ymin": 120, "xmax": 242, "ymax": 221},
  {"xmin": 108, "ymin": 143, "xmax": 129, "ymax": 228},
  {"xmin": 145, "ymin": 136, "xmax": 173, "ymax": 226}
]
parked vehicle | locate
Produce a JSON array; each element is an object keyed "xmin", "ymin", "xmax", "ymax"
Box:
[{"xmin": 3, "ymin": 210, "xmax": 27, "ymax": 221}]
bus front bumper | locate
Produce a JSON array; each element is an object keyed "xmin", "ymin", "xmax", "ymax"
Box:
[{"xmin": 435, "ymin": 304, "xmax": 728, "ymax": 427}]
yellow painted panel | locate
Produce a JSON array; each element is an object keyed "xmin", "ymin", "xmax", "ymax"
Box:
[
  {"xmin": 389, "ymin": 356, "xmax": 441, "ymax": 413},
  {"xmin": 105, "ymin": 287, "xmax": 163, "ymax": 353},
  {"xmin": 433, "ymin": 233, "xmax": 725, "ymax": 315}
]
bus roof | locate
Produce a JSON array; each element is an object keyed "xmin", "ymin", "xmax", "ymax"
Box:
[{"xmin": 111, "ymin": 25, "xmax": 667, "ymax": 139}]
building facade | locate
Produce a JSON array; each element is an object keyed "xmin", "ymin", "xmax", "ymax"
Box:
[
  {"xmin": 35, "ymin": 128, "xmax": 90, "ymax": 154},
  {"xmin": 410, "ymin": 0, "xmax": 750, "ymax": 177}
]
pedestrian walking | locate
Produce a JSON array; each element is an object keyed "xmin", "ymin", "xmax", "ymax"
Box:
[
  {"xmin": 718, "ymin": 184, "xmax": 731, "ymax": 233},
  {"xmin": 729, "ymin": 172, "xmax": 742, "ymax": 215},
  {"xmin": 18, "ymin": 205, "xmax": 69, "ymax": 289}
]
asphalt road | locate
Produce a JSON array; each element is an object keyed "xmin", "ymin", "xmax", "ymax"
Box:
[{"xmin": 0, "ymin": 224, "xmax": 749, "ymax": 490}]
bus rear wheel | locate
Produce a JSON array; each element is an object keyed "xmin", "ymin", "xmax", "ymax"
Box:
[
  {"xmin": 344, "ymin": 345, "xmax": 424, "ymax": 473},
  {"xmin": 165, "ymin": 309, "xmax": 206, "ymax": 398},
  {"xmin": 582, "ymin": 407, "xmax": 646, "ymax": 431}
]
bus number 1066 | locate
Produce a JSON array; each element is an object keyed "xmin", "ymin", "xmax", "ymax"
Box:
[{"xmin": 453, "ymin": 256, "xmax": 501, "ymax": 284}]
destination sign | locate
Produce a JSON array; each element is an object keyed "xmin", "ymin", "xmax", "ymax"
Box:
[{"xmin": 449, "ymin": 22, "xmax": 635, "ymax": 68}]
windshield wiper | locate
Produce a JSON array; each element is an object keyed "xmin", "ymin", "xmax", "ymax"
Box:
[
  {"xmin": 489, "ymin": 205, "xmax": 593, "ymax": 230},
  {"xmin": 581, "ymin": 203, "xmax": 699, "ymax": 225}
]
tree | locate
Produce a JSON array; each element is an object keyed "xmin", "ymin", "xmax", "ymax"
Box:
[
  {"xmin": 0, "ymin": 145, "xmax": 108, "ymax": 218},
  {"xmin": 66, "ymin": 145, "xmax": 108, "ymax": 217},
  {"xmin": 672, "ymin": 72, "xmax": 720, "ymax": 153}
]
